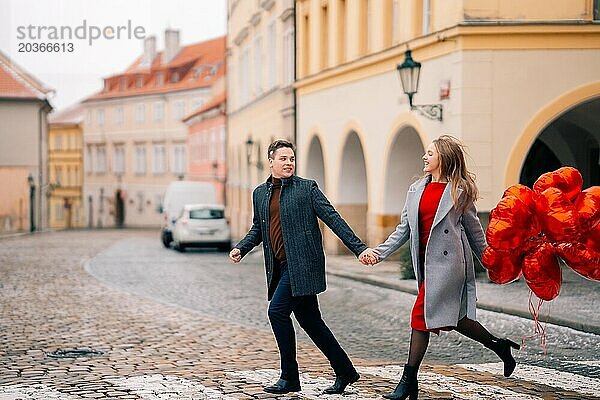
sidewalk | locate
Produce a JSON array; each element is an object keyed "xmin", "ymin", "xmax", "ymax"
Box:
[{"xmin": 325, "ymin": 254, "xmax": 600, "ymax": 335}]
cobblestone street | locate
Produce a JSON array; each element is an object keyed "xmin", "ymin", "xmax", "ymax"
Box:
[{"xmin": 1, "ymin": 230, "xmax": 599, "ymax": 399}]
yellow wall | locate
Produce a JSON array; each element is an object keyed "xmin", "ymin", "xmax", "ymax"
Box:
[
  {"xmin": 48, "ymin": 123, "xmax": 85, "ymax": 228},
  {"xmin": 463, "ymin": 0, "xmax": 592, "ymax": 22}
]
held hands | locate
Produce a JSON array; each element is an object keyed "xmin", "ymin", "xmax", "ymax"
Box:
[
  {"xmin": 359, "ymin": 248, "xmax": 380, "ymax": 266},
  {"xmin": 229, "ymin": 248, "xmax": 242, "ymax": 263}
]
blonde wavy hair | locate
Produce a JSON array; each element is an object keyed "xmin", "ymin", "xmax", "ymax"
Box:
[{"xmin": 432, "ymin": 135, "xmax": 479, "ymax": 213}]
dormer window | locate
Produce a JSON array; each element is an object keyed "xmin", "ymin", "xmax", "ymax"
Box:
[
  {"xmin": 103, "ymin": 80, "xmax": 110, "ymax": 92},
  {"xmin": 136, "ymin": 75, "xmax": 144, "ymax": 88},
  {"xmin": 119, "ymin": 77, "xmax": 128, "ymax": 91},
  {"xmin": 171, "ymin": 71, "xmax": 180, "ymax": 83},
  {"xmin": 155, "ymin": 72, "xmax": 164, "ymax": 87}
]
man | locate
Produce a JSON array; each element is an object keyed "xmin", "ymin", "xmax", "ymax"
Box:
[{"xmin": 229, "ymin": 139, "xmax": 371, "ymax": 394}]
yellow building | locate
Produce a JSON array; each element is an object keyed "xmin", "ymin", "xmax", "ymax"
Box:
[
  {"xmin": 227, "ymin": 0, "xmax": 296, "ymax": 240},
  {"xmin": 48, "ymin": 104, "xmax": 85, "ymax": 229},
  {"xmin": 295, "ymin": 0, "xmax": 600, "ymax": 253}
]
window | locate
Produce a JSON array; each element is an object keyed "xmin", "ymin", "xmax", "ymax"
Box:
[
  {"xmin": 120, "ymin": 77, "xmax": 128, "ymax": 91},
  {"xmin": 54, "ymin": 134, "xmax": 62, "ymax": 150},
  {"xmin": 321, "ymin": 5, "xmax": 329, "ymax": 69},
  {"xmin": 85, "ymin": 145, "xmax": 93, "ymax": 174},
  {"xmin": 74, "ymin": 166, "xmax": 80, "ymax": 185},
  {"xmin": 153, "ymin": 143, "xmax": 166, "ymax": 174},
  {"xmin": 156, "ymin": 72, "xmax": 164, "ymax": 87},
  {"xmin": 392, "ymin": 0, "xmax": 399, "ymax": 44},
  {"xmin": 66, "ymin": 166, "xmax": 71, "ymax": 186},
  {"xmin": 189, "ymin": 209, "xmax": 224, "ymax": 220},
  {"xmin": 338, "ymin": 0, "xmax": 347, "ymax": 63},
  {"xmin": 239, "ymin": 46, "xmax": 250, "ymax": 105},
  {"xmin": 359, "ymin": 0, "xmax": 368, "ymax": 55},
  {"xmin": 135, "ymin": 103, "xmax": 145, "ymax": 123},
  {"xmin": 268, "ymin": 20, "xmax": 277, "ymax": 88},
  {"xmin": 97, "ymin": 109, "xmax": 105, "ymax": 127},
  {"xmin": 595, "ymin": 0, "xmax": 599, "ymax": 20},
  {"xmin": 422, "ymin": 0, "xmax": 431, "ymax": 35},
  {"xmin": 191, "ymin": 98, "xmax": 204, "ymax": 111},
  {"xmin": 136, "ymin": 75, "xmax": 144, "ymax": 88},
  {"xmin": 283, "ymin": 29, "xmax": 294, "ymax": 85},
  {"xmin": 55, "ymin": 166, "xmax": 62, "ymax": 186},
  {"xmin": 172, "ymin": 143, "xmax": 186, "ymax": 175},
  {"xmin": 153, "ymin": 101, "xmax": 165, "ymax": 122},
  {"xmin": 171, "ymin": 71, "xmax": 180, "ymax": 83},
  {"xmin": 113, "ymin": 145, "xmax": 125, "ymax": 175},
  {"xmin": 254, "ymin": 35, "xmax": 263, "ymax": 95},
  {"xmin": 135, "ymin": 144, "xmax": 146, "ymax": 175},
  {"xmin": 210, "ymin": 128, "xmax": 217, "ymax": 160},
  {"xmin": 220, "ymin": 126, "xmax": 226, "ymax": 160},
  {"xmin": 55, "ymin": 202, "xmax": 63, "ymax": 221},
  {"xmin": 302, "ymin": 15, "xmax": 310, "ymax": 75},
  {"xmin": 174, "ymin": 101, "xmax": 185, "ymax": 120},
  {"xmin": 86, "ymin": 110, "xmax": 93, "ymax": 125},
  {"xmin": 96, "ymin": 145, "xmax": 106, "ymax": 173},
  {"xmin": 114, "ymin": 106, "xmax": 124, "ymax": 126}
]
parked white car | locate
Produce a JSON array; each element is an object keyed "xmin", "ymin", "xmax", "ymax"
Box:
[
  {"xmin": 161, "ymin": 181, "xmax": 216, "ymax": 248},
  {"xmin": 172, "ymin": 204, "xmax": 231, "ymax": 252}
]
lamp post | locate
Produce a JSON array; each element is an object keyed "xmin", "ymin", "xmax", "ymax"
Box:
[
  {"xmin": 27, "ymin": 174, "xmax": 35, "ymax": 232},
  {"xmin": 396, "ymin": 50, "xmax": 443, "ymax": 121},
  {"xmin": 245, "ymin": 137, "xmax": 263, "ymax": 170}
]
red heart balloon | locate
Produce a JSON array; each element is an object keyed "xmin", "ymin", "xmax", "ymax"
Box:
[
  {"xmin": 487, "ymin": 196, "xmax": 538, "ymax": 251},
  {"xmin": 482, "ymin": 247, "xmax": 523, "ymax": 284},
  {"xmin": 523, "ymin": 242, "xmax": 561, "ymax": 301},
  {"xmin": 586, "ymin": 224, "xmax": 600, "ymax": 254},
  {"xmin": 503, "ymin": 184, "xmax": 537, "ymax": 213},
  {"xmin": 574, "ymin": 186, "xmax": 600, "ymax": 232},
  {"xmin": 533, "ymin": 166, "xmax": 583, "ymax": 201},
  {"xmin": 557, "ymin": 242, "xmax": 600, "ymax": 281},
  {"xmin": 536, "ymin": 188, "xmax": 579, "ymax": 243}
]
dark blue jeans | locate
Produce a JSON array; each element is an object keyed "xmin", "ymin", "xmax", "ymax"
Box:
[{"xmin": 268, "ymin": 262, "xmax": 355, "ymax": 381}]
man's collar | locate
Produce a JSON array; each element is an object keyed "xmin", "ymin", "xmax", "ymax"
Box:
[{"xmin": 266, "ymin": 175, "xmax": 294, "ymax": 186}]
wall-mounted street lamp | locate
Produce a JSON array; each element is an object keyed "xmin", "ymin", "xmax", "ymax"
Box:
[
  {"xmin": 245, "ymin": 137, "xmax": 263, "ymax": 170},
  {"xmin": 396, "ymin": 50, "xmax": 443, "ymax": 121},
  {"xmin": 27, "ymin": 173, "xmax": 35, "ymax": 232}
]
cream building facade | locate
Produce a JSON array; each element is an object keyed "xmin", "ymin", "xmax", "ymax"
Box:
[
  {"xmin": 83, "ymin": 31, "xmax": 225, "ymax": 228},
  {"xmin": 227, "ymin": 0, "xmax": 296, "ymax": 240},
  {"xmin": 295, "ymin": 0, "xmax": 600, "ymax": 253},
  {"xmin": 0, "ymin": 50, "xmax": 53, "ymax": 233}
]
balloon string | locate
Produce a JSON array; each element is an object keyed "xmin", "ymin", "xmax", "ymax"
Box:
[{"xmin": 521, "ymin": 291, "xmax": 547, "ymax": 355}]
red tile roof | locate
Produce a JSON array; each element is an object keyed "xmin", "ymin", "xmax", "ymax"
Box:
[
  {"xmin": 86, "ymin": 36, "xmax": 226, "ymax": 101},
  {"xmin": 0, "ymin": 50, "xmax": 52, "ymax": 100},
  {"xmin": 182, "ymin": 92, "xmax": 226, "ymax": 122}
]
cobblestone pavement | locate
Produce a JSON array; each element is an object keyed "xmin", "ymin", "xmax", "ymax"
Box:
[{"xmin": 1, "ymin": 230, "xmax": 599, "ymax": 399}]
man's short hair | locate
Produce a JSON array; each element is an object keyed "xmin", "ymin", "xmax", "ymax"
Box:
[{"xmin": 267, "ymin": 140, "xmax": 296, "ymax": 160}]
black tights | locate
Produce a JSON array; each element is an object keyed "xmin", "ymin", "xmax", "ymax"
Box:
[{"xmin": 406, "ymin": 317, "xmax": 495, "ymax": 368}]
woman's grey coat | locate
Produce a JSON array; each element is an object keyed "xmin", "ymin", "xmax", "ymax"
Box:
[
  {"xmin": 235, "ymin": 175, "xmax": 367, "ymax": 299},
  {"xmin": 375, "ymin": 176, "xmax": 488, "ymax": 329}
]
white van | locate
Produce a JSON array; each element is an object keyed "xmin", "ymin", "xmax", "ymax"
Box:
[{"xmin": 160, "ymin": 181, "xmax": 217, "ymax": 247}]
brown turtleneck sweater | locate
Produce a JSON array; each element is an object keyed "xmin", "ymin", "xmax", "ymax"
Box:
[{"xmin": 269, "ymin": 177, "xmax": 286, "ymax": 263}]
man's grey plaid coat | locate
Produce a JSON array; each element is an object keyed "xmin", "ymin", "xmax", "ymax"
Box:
[{"xmin": 235, "ymin": 175, "xmax": 367, "ymax": 299}]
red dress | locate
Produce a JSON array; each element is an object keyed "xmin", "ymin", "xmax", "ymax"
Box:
[{"xmin": 411, "ymin": 182, "xmax": 453, "ymax": 334}]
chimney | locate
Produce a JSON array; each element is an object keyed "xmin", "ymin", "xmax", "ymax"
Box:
[
  {"xmin": 164, "ymin": 29, "xmax": 180, "ymax": 64},
  {"xmin": 141, "ymin": 36, "xmax": 156, "ymax": 67}
]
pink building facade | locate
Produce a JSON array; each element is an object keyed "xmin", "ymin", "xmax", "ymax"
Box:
[{"xmin": 184, "ymin": 93, "xmax": 226, "ymax": 205}]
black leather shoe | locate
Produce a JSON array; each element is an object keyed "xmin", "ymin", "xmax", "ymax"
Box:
[
  {"xmin": 263, "ymin": 378, "xmax": 301, "ymax": 394},
  {"xmin": 323, "ymin": 372, "xmax": 360, "ymax": 394}
]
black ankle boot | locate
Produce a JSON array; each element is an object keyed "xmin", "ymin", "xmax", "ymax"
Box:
[
  {"xmin": 487, "ymin": 338, "xmax": 520, "ymax": 377},
  {"xmin": 383, "ymin": 364, "xmax": 418, "ymax": 400}
]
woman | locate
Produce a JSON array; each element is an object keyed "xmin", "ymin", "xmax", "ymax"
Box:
[{"xmin": 360, "ymin": 135, "xmax": 519, "ymax": 400}]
